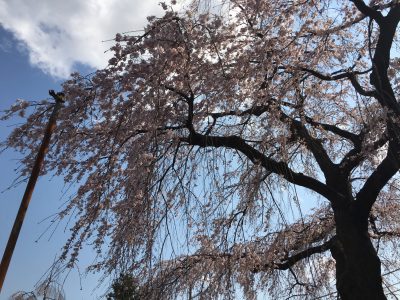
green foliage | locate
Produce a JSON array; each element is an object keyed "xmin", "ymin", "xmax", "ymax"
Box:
[{"xmin": 107, "ymin": 274, "xmax": 141, "ymax": 300}]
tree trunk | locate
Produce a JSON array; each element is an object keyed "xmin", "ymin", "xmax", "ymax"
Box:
[{"xmin": 331, "ymin": 209, "xmax": 386, "ymax": 300}]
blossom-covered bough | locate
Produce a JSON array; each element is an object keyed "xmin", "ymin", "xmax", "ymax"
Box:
[{"xmin": 3, "ymin": 0, "xmax": 400, "ymax": 299}]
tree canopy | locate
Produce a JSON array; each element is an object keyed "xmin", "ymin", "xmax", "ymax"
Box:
[{"xmin": 3, "ymin": 0, "xmax": 400, "ymax": 299}]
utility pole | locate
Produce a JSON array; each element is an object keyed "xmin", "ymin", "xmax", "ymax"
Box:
[{"xmin": 0, "ymin": 90, "xmax": 64, "ymax": 293}]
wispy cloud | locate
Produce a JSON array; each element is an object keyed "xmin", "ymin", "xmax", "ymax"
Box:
[{"xmin": 0, "ymin": 0, "xmax": 164, "ymax": 78}]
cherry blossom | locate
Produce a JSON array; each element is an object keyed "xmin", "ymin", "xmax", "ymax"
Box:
[{"xmin": 3, "ymin": 0, "xmax": 400, "ymax": 299}]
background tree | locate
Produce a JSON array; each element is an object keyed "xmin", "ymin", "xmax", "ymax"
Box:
[
  {"xmin": 107, "ymin": 274, "xmax": 141, "ymax": 300},
  {"xmin": 3, "ymin": 0, "xmax": 400, "ymax": 299}
]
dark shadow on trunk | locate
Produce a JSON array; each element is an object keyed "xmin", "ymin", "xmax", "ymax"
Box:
[{"xmin": 331, "ymin": 209, "xmax": 386, "ymax": 300}]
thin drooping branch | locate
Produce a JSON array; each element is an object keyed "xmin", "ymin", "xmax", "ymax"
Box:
[{"xmin": 139, "ymin": 232, "xmax": 337, "ymax": 299}]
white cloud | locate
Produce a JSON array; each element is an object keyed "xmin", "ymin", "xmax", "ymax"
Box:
[{"xmin": 0, "ymin": 0, "xmax": 165, "ymax": 78}]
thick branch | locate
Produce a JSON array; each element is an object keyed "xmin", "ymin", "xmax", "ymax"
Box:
[
  {"xmin": 184, "ymin": 132, "xmax": 339, "ymax": 200},
  {"xmin": 300, "ymin": 67, "xmax": 376, "ymax": 97},
  {"xmin": 369, "ymin": 215, "xmax": 400, "ymax": 239},
  {"xmin": 209, "ymin": 105, "xmax": 339, "ymax": 180},
  {"xmin": 339, "ymin": 132, "xmax": 389, "ymax": 173},
  {"xmin": 210, "ymin": 104, "xmax": 272, "ymax": 119},
  {"xmin": 369, "ymin": 4, "xmax": 400, "ymax": 114},
  {"xmin": 355, "ymin": 141, "xmax": 400, "ymax": 216},
  {"xmin": 350, "ymin": 0, "xmax": 384, "ymax": 24},
  {"xmin": 209, "ymin": 105, "xmax": 360, "ymax": 146},
  {"xmin": 164, "ymin": 85, "xmax": 191, "ymax": 101},
  {"xmin": 273, "ymin": 237, "xmax": 336, "ymax": 271},
  {"xmin": 304, "ymin": 116, "xmax": 360, "ymax": 145},
  {"xmin": 354, "ymin": 5, "xmax": 400, "ymax": 216},
  {"xmin": 280, "ymin": 113, "xmax": 336, "ymax": 178}
]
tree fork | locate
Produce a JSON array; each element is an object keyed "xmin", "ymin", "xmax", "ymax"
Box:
[{"xmin": 0, "ymin": 90, "xmax": 64, "ymax": 293}]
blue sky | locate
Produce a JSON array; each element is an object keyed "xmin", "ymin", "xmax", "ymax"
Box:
[
  {"xmin": 0, "ymin": 1, "xmax": 166, "ymax": 299},
  {"xmin": 0, "ymin": 21, "xmax": 107, "ymax": 300}
]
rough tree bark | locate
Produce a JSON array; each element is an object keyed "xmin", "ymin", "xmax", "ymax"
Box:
[
  {"xmin": 332, "ymin": 205, "xmax": 385, "ymax": 300},
  {"xmin": 328, "ymin": 2, "xmax": 400, "ymax": 298}
]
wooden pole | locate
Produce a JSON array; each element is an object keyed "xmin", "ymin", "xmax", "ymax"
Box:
[{"xmin": 0, "ymin": 90, "xmax": 64, "ymax": 293}]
